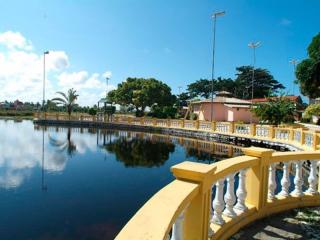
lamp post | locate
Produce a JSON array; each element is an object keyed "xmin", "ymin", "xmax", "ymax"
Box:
[
  {"xmin": 248, "ymin": 41, "xmax": 261, "ymax": 101},
  {"xmin": 210, "ymin": 11, "xmax": 225, "ymax": 122},
  {"xmin": 178, "ymin": 86, "xmax": 182, "ymax": 109},
  {"xmin": 106, "ymin": 77, "xmax": 110, "ymax": 98},
  {"xmin": 42, "ymin": 51, "xmax": 49, "ymax": 112},
  {"xmin": 289, "ymin": 59, "xmax": 298, "ymax": 95}
]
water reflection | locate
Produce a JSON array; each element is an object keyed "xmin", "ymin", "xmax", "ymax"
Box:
[
  {"xmin": 0, "ymin": 122, "xmax": 244, "ymax": 190},
  {"xmin": 49, "ymin": 128, "xmax": 77, "ymax": 158},
  {"xmin": 103, "ymin": 137, "xmax": 175, "ymax": 167}
]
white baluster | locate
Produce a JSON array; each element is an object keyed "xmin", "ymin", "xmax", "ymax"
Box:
[
  {"xmin": 223, "ymin": 174, "xmax": 237, "ymax": 218},
  {"xmin": 306, "ymin": 160, "xmax": 319, "ymax": 195},
  {"xmin": 210, "ymin": 179, "xmax": 225, "ymax": 225},
  {"xmin": 278, "ymin": 162, "xmax": 290, "ymax": 198},
  {"xmin": 268, "ymin": 164, "xmax": 277, "ymax": 200},
  {"xmin": 234, "ymin": 169, "xmax": 248, "ymax": 213},
  {"xmin": 171, "ymin": 211, "xmax": 184, "ymax": 240},
  {"xmin": 291, "ymin": 161, "xmax": 303, "ymax": 197}
]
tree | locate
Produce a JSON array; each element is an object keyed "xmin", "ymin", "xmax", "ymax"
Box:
[
  {"xmin": 52, "ymin": 88, "xmax": 79, "ymax": 116},
  {"xmin": 187, "ymin": 79, "xmax": 211, "ymax": 98},
  {"xmin": 296, "ymin": 33, "xmax": 320, "ymax": 98},
  {"xmin": 234, "ymin": 66, "xmax": 284, "ymax": 99},
  {"xmin": 251, "ymin": 95, "xmax": 295, "ymax": 125},
  {"xmin": 187, "ymin": 78, "xmax": 236, "ymax": 99},
  {"xmin": 108, "ymin": 77, "xmax": 175, "ymax": 117}
]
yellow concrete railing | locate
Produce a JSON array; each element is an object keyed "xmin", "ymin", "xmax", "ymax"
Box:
[
  {"xmin": 116, "ymin": 147, "xmax": 320, "ymax": 240},
  {"xmin": 34, "ymin": 113, "xmax": 320, "ymax": 239},
  {"xmin": 34, "ymin": 112, "xmax": 319, "ymax": 151}
]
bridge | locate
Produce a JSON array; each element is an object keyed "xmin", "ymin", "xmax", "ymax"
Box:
[{"xmin": 34, "ymin": 112, "xmax": 320, "ymax": 240}]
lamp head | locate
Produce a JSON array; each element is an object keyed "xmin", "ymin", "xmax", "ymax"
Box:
[{"xmin": 212, "ymin": 11, "xmax": 226, "ymax": 18}]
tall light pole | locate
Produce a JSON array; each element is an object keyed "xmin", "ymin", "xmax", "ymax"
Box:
[
  {"xmin": 42, "ymin": 51, "xmax": 49, "ymax": 112},
  {"xmin": 106, "ymin": 77, "xmax": 110, "ymax": 98},
  {"xmin": 178, "ymin": 86, "xmax": 182, "ymax": 109},
  {"xmin": 248, "ymin": 41, "xmax": 261, "ymax": 102},
  {"xmin": 289, "ymin": 59, "xmax": 298, "ymax": 95},
  {"xmin": 210, "ymin": 11, "xmax": 225, "ymax": 122}
]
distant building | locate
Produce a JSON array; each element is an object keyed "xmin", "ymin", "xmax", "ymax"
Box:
[
  {"xmin": 13, "ymin": 100, "xmax": 24, "ymax": 110},
  {"xmin": 189, "ymin": 91, "xmax": 256, "ymax": 123}
]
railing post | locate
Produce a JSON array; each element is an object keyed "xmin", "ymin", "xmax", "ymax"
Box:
[
  {"xmin": 269, "ymin": 126, "xmax": 275, "ymax": 139},
  {"xmin": 171, "ymin": 162, "xmax": 216, "ymax": 240},
  {"xmin": 312, "ymin": 132, "xmax": 318, "ymax": 150},
  {"xmin": 242, "ymin": 147, "xmax": 274, "ymax": 210},
  {"xmin": 80, "ymin": 115, "xmax": 83, "ymax": 122},
  {"xmin": 56, "ymin": 113, "xmax": 59, "ymax": 120},
  {"xmin": 128, "ymin": 117, "xmax": 132, "ymax": 124},
  {"xmin": 289, "ymin": 129, "xmax": 294, "ymax": 141},
  {"xmin": 140, "ymin": 117, "xmax": 144, "ymax": 126},
  {"xmin": 44, "ymin": 112, "xmax": 47, "ymax": 120},
  {"xmin": 250, "ymin": 123, "xmax": 256, "ymax": 136},
  {"xmin": 195, "ymin": 120, "xmax": 200, "ymax": 129},
  {"xmin": 229, "ymin": 122, "xmax": 234, "ymax": 134},
  {"xmin": 211, "ymin": 121, "xmax": 216, "ymax": 132},
  {"xmin": 300, "ymin": 129, "xmax": 305, "ymax": 145},
  {"xmin": 167, "ymin": 119, "xmax": 171, "ymax": 128},
  {"xmin": 181, "ymin": 119, "xmax": 185, "ymax": 128}
]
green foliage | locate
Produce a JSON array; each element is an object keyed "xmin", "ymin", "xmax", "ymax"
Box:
[
  {"xmin": 52, "ymin": 88, "xmax": 79, "ymax": 116},
  {"xmin": 296, "ymin": 33, "xmax": 320, "ymax": 98},
  {"xmin": 186, "ymin": 67, "xmax": 283, "ymax": 100},
  {"xmin": 234, "ymin": 66, "xmax": 284, "ymax": 99},
  {"xmin": 251, "ymin": 95, "xmax": 295, "ymax": 125},
  {"xmin": 88, "ymin": 107, "xmax": 97, "ymax": 116},
  {"xmin": 0, "ymin": 110, "xmax": 33, "ymax": 117},
  {"xmin": 303, "ymin": 104, "xmax": 320, "ymax": 119},
  {"xmin": 108, "ymin": 77, "xmax": 175, "ymax": 117},
  {"xmin": 149, "ymin": 105, "xmax": 177, "ymax": 119}
]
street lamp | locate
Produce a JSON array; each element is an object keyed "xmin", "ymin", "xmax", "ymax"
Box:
[
  {"xmin": 248, "ymin": 41, "xmax": 261, "ymax": 101},
  {"xmin": 106, "ymin": 77, "xmax": 110, "ymax": 98},
  {"xmin": 289, "ymin": 59, "xmax": 298, "ymax": 95},
  {"xmin": 210, "ymin": 10, "xmax": 226, "ymax": 122},
  {"xmin": 178, "ymin": 86, "xmax": 182, "ymax": 109},
  {"xmin": 42, "ymin": 51, "xmax": 49, "ymax": 112}
]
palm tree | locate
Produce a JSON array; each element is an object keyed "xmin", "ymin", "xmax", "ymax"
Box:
[{"xmin": 52, "ymin": 88, "xmax": 79, "ymax": 117}]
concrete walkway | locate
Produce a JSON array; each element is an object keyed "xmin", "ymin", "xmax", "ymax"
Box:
[{"xmin": 230, "ymin": 207, "xmax": 320, "ymax": 240}]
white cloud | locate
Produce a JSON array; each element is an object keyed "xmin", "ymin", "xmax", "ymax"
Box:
[
  {"xmin": 46, "ymin": 51, "xmax": 69, "ymax": 71},
  {"xmin": 0, "ymin": 120, "xmax": 99, "ymax": 189},
  {"xmin": 56, "ymin": 70, "xmax": 116, "ymax": 106},
  {"xmin": 0, "ymin": 31, "xmax": 33, "ymax": 51},
  {"xmin": 0, "ymin": 31, "xmax": 112, "ymax": 106}
]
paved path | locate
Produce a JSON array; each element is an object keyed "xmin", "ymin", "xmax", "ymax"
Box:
[{"xmin": 230, "ymin": 207, "xmax": 320, "ymax": 240}]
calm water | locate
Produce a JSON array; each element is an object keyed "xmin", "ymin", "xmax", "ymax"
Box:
[{"xmin": 0, "ymin": 120, "xmax": 242, "ymax": 240}]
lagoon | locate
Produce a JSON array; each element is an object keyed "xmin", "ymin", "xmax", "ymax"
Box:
[{"xmin": 0, "ymin": 119, "xmax": 243, "ymax": 240}]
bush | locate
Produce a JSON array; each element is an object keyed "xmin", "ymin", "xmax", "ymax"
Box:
[
  {"xmin": 149, "ymin": 106, "xmax": 177, "ymax": 119},
  {"xmin": 251, "ymin": 95, "xmax": 295, "ymax": 125},
  {"xmin": 303, "ymin": 104, "xmax": 320, "ymax": 119},
  {"xmin": 88, "ymin": 108, "xmax": 97, "ymax": 116}
]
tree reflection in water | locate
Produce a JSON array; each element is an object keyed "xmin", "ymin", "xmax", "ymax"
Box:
[
  {"xmin": 49, "ymin": 128, "xmax": 77, "ymax": 158},
  {"xmin": 185, "ymin": 147, "xmax": 224, "ymax": 164},
  {"xmin": 103, "ymin": 137, "xmax": 175, "ymax": 167}
]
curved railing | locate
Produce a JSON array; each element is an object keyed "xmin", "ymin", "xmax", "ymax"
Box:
[
  {"xmin": 34, "ymin": 113, "xmax": 320, "ymax": 239},
  {"xmin": 116, "ymin": 148, "xmax": 320, "ymax": 240},
  {"xmin": 34, "ymin": 113, "xmax": 320, "ymax": 151}
]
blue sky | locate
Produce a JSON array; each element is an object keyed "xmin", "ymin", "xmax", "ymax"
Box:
[{"xmin": 0, "ymin": 0, "xmax": 319, "ymax": 105}]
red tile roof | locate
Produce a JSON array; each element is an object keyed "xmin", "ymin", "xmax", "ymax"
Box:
[{"xmin": 251, "ymin": 96, "xmax": 301, "ymax": 103}]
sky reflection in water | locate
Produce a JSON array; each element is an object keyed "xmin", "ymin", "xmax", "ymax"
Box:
[{"xmin": 0, "ymin": 120, "xmax": 242, "ymax": 240}]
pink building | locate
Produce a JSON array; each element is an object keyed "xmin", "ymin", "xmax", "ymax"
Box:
[{"xmin": 190, "ymin": 92, "xmax": 256, "ymax": 123}]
